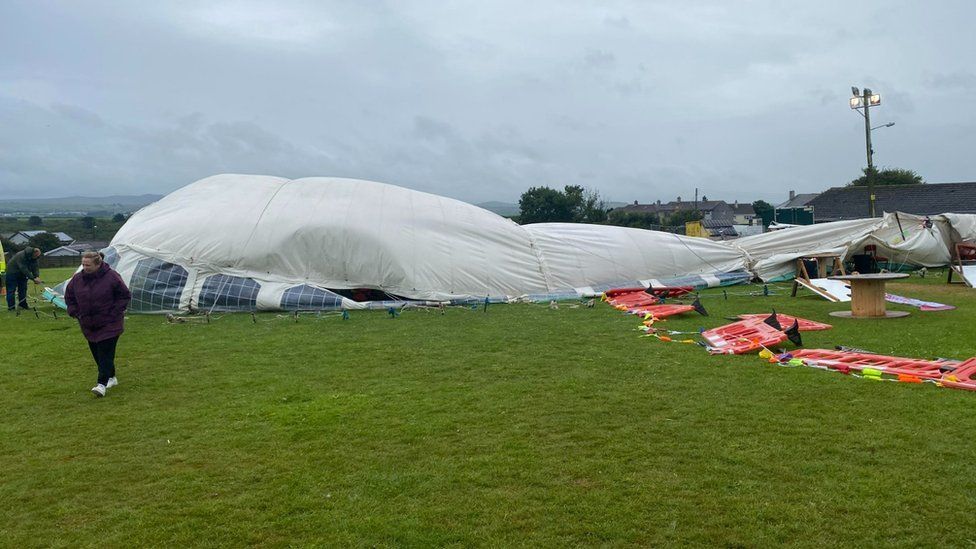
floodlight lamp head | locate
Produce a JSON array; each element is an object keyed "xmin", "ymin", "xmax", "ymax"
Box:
[{"xmin": 864, "ymin": 88, "xmax": 872, "ymax": 96}]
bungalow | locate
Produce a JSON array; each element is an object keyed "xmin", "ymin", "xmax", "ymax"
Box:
[
  {"xmin": 43, "ymin": 241, "xmax": 110, "ymax": 257},
  {"xmin": 7, "ymin": 230, "xmax": 75, "ymax": 246},
  {"xmin": 807, "ymin": 182, "xmax": 976, "ymax": 222}
]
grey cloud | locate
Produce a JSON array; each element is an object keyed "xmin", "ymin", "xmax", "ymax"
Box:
[
  {"xmin": 1, "ymin": 1, "xmax": 975, "ymax": 204},
  {"xmin": 603, "ymin": 15, "xmax": 631, "ymax": 29},
  {"xmin": 582, "ymin": 49, "xmax": 616, "ymax": 70},
  {"xmin": 926, "ymin": 71, "xmax": 976, "ymax": 90},
  {"xmin": 50, "ymin": 103, "xmax": 105, "ymax": 127}
]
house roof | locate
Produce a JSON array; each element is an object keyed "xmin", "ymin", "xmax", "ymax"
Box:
[
  {"xmin": 617, "ymin": 200, "xmax": 731, "ymax": 214},
  {"xmin": 14, "ymin": 230, "xmax": 74, "ymax": 242},
  {"xmin": 65, "ymin": 241, "xmax": 110, "ymax": 251},
  {"xmin": 616, "ymin": 204, "xmax": 662, "ymax": 214},
  {"xmin": 807, "ymin": 182, "xmax": 976, "ymax": 221},
  {"xmin": 43, "ymin": 242, "xmax": 110, "ymax": 256},
  {"xmin": 701, "ymin": 218, "xmax": 734, "ymax": 228},
  {"xmin": 775, "ymin": 193, "xmax": 819, "ymax": 209},
  {"xmin": 43, "ymin": 245, "xmax": 81, "ymax": 256},
  {"xmin": 731, "ymin": 203, "xmax": 755, "ymax": 215}
]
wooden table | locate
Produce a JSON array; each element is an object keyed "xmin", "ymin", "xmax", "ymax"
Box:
[{"xmin": 828, "ymin": 273, "xmax": 910, "ymax": 319}]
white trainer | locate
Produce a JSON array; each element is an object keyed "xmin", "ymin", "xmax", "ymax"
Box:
[
  {"xmin": 91, "ymin": 384, "xmax": 106, "ymax": 397},
  {"xmin": 106, "ymin": 377, "xmax": 118, "ymax": 389}
]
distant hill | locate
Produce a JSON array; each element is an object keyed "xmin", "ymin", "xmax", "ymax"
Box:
[{"xmin": 0, "ymin": 194, "xmax": 163, "ymax": 215}]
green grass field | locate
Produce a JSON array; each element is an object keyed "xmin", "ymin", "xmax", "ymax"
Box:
[{"xmin": 3, "ymin": 268, "xmax": 976, "ymax": 546}]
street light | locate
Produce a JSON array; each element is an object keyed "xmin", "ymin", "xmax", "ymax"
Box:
[{"xmin": 850, "ymin": 86, "xmax": 888, "ymax": 217}]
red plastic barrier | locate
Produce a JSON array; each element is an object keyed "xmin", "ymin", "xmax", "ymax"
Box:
[
  {"xmin": 605, "ymin": 286, "xmax": 694, "ymax": 300},
  {"xmin": 702, "ymin": 320, "xmax": 787, "ymax": 354},
  {"xmin": 791, "ymin": 349, "xmax": 958, "ymax": 380},
  {"xmin": 940, "ymin": 358, "xmax": 976, "ymax": 391},
  {"xmin": 608, "ymin": 292, "xmax": 660, "ymax": 308},
  {"xmin": 631, "ymin": 304, "xmax": 695, "ymax": 319},
  {"xmin": 737, "ymin": 314, "xmax": 833, "ymax": 331},
  {"xmin": 646, "ymin": 286, "xmax": 694, "ymax": 298},
  {"xmin": 604, "ymin": 287, "xmax": 648, "ymax": 299}
]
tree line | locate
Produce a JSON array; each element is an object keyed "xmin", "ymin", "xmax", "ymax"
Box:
[
  {"xmin": 514, "ymin": 166, "xmax": 924, "ymax": 228},
  {"xmin": 516, "ymin": 185, "xmax": 709, "ymax": 230}
]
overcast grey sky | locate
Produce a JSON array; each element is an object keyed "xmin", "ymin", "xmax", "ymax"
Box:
[{"xmin": 1, "ymin": 1, "xmax": 974, "ymax": 204}]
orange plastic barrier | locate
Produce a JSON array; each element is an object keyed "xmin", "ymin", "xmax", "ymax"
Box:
[
  {"xmin": 791, "ymin": 349, "xmax": 958, "ymax": 380},
  {"xmin": 939, "ymin": 358, "xmax": 976, "ymax": 391},
  {"xmin": 737, "ymin": 314, "xmax": 833, "ymax": 331},
  {"xmin": 702, "ymin": 320, "xmax": 787, "ymax": 354}
]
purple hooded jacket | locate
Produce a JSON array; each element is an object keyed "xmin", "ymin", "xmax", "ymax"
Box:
[{"xmin": 65, "ymin": 262, "xmax": 132, "ymax": 342}]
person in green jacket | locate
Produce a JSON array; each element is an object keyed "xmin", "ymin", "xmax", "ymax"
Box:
[{"xmin": 6, "ymin": 246, "xmax": 42, "ymax": 311}]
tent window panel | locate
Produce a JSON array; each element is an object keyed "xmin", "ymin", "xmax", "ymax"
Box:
[
  {"xmin": 101, "ymin": 246, "xmax": 119, "ymax": 268},
  {"xmin": 280, "ymin": 285, "xmax": 344, "ymax": 310},
  {"xmin": 130, "ymin": 259, "xmax": 188, "ymax": 312},
  {"xmin": 199, "ymin": 274, "xmax": 260, "ymax": 311}
]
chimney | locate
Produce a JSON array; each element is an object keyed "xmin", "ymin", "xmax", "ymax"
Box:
[{"xmin": 789, "ymin": 190, "xmax": 796, "ymax": 201}]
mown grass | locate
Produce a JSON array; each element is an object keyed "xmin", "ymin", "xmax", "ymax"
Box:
[{"xmin": 2, "ymin": 268, "xmax": 976, "ymax": 546}]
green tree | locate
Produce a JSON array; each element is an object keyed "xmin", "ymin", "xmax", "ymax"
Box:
[
  {"xmin": 28, "ymin": 216, "xmax": 43, "ymax": 226},
  {"xmin": 563, "ymin": 185, "xmax": 608, "ymax": 223},
  {"xmin": 112, "ymin": 213, "xmax": 126, "ymax": 223},
  {"xmin": 606, "ymin": 210, "xmax": 661, "ymax": 229},
  {"xmin": 81, "ymin": 216, "xmax": 96, "ymax": 229},
  {"xmin": 849, "ymin": 167, "xmax": 924, "ymax": 186},
  {"xmin": 752, "ymin": 200, "xmax": 774, "ymax": 227},
  {"xmin": 666, "ymin": 209, "xmax": 703, "ymax": 226},
  {"xmin": 517, "ymin": 187, "xmax": 573, "ymax": 224},
  {"xmin": 28, "ymin": 232, "xmax": 61, "ymax": 253}
]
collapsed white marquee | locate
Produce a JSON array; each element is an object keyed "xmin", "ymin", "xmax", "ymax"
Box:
[
  {"xmin": 61, "ymin": 175, "xmax": 975, "ymax": 312},
  {"xmin": 100, "ymin": 175, "xmax": 750, "ymax": 312}
]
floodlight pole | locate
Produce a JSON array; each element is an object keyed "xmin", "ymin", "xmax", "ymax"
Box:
[
  {"xmin": 851, "ymin": 87, "xmax": 882, "ymax": 217},
  {"xmin": 862, "ymin": 90, "xmax": 875, "ymax": 218}
]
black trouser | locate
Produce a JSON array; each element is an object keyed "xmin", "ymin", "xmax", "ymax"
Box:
[
  {"xmin": 88, "ymin": 336, "xmax": 119, "ymax": 386},
  {"xmin": 5, "ymin": 272, "xmax": 29, "ymax": 310}
]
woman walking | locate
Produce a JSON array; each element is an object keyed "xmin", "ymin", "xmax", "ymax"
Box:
[{"xmin": 64, "ymin": 251, "xmax": 132, "ymax": 397}]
